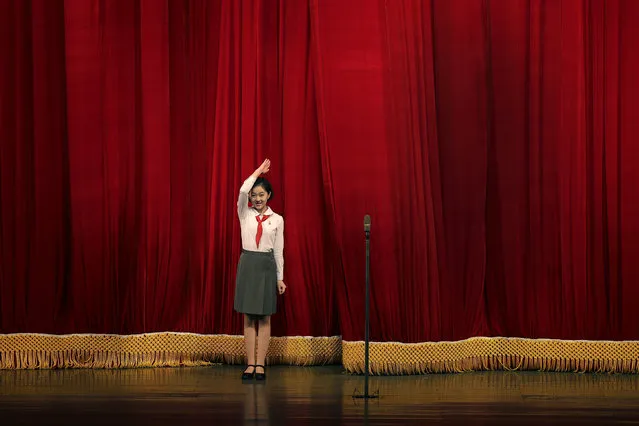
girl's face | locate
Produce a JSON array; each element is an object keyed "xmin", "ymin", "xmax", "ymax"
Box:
[{"xmin": 250, "ymin": 185, "xmax": 271, "ymax": 213}]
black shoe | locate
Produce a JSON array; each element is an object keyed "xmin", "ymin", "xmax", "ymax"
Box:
[
  {"xmin": 255, "ymin": 365, "xmax": 266, "ymax": 381},
  {"xmin": 242, "ymin": 365, "xmax": 255, "ymax": 380}
]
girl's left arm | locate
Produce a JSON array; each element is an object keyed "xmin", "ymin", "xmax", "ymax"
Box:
[{"xmin": 274, "ymin": 218, "xmax": 284, "ymax": 281}]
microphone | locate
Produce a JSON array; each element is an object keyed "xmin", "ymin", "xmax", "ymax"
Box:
[{"xmin": 364, "ymin": 214, "xmax": 371, "ymax": 234}]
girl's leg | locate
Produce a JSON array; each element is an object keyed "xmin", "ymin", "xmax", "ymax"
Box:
[
  {"xmin": 255, "ymin": 316, "xmax": 271, "ymax": 373},
  {"xmin": 244, "ymin": 314, "xmax": 257, "ymax": 373}
]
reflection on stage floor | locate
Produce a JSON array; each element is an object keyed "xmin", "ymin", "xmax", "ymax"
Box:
[{"xmin": 1, "ymin": 365, "xmax": 638, "ymax": 425}]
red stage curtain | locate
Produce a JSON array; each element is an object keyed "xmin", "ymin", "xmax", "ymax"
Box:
[{"xmin": 2, "ymin": 0, "xmax": 639, "ymax": 344}]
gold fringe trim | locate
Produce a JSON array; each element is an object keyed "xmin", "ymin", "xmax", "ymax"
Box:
[
  {"xmin": 0, "ymin": 333, "xmax": 341, "ymax": 369},
  {"xmin": 342, "ymin": 337, "xmax": 639, "ymax": 375},
  {"xmin": 3, "ymin": 334, "xmax": 638, "ymax": 374}
]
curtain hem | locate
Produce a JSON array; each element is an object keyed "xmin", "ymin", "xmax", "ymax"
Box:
[
  {"xmin": 0, "ymin": 333, "xmax": 342, "ymax": 369},
  {"xmin": 2, "ymin": 333, "xmax": 638, "ymax": 373},
  {"xmin": 342, "ymin": 337, "xmax": 639, "ymax": 374}
]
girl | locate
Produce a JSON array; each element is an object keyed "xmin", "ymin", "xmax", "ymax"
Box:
[{"xmin": 234, "ymin": 159, "xmax": 286, "ymax": 381}]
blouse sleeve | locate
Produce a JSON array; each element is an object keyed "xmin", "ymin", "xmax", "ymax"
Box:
[
  {"xmin": 274, "ymin": 218, "xmax": 284, "ymax": 281},
  {"xmin": 237, "ymin": 175, "xmax": 257, "ymax": 220}
]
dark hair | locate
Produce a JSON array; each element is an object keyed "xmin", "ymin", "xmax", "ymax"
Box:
[{"xmin": 251, "ymin": 177, "xmax": 273, "ymax": 200}]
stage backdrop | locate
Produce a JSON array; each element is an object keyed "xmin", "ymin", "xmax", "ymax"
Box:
[{"xmin": 2, "ymin": 0, "xmax": 639, "ymax": 373}]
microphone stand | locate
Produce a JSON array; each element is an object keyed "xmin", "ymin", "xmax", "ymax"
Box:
[
  {"xmin": 354, "ymin": 215, "xmax": 378, "ymax": 400},
  {"xmin": 364, "ymin": 224, "xmax": 371, "ymax": 397}
]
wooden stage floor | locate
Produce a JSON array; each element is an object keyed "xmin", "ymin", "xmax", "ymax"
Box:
[{"xmin": 1, "ymin": 365, "xmax": 638, "ymax": 425}]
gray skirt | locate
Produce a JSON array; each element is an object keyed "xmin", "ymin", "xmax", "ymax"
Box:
[{"xmin": 234, "ymin": 250, "xmax": 277, "ymax": 317}]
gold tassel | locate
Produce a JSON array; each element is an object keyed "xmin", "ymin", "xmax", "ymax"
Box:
[
  {"xmin": 341, "ymin": 337, "xmax": 639, "ymax": 375},
  {"xmin": 3, "ymin": 334, "xmax": 639, "ymax": 374},
  {"xmin": 0, "ymin": 333, "xmax": 342, "ymax": 370}
]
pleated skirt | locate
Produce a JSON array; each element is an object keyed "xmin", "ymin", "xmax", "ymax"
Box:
[{"xmin": 234, "ymin": 250, "xmax": 277, "ymax": 317}]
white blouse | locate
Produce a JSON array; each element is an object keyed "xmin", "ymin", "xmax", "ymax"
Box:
[{"xmin": 237, "ymin": 176, "xmax": 284, "ymax": 280}]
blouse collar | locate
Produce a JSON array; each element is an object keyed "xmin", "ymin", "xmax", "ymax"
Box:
[{"xmin": 253, "ymin": 206, "xmax": 274, "ymax": 217}]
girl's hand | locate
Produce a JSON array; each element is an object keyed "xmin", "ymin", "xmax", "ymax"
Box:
[
  {"xmin": 257, "ymin": 159, "xmax": 271, "ymax": 175},
  {"xmin": 277, "ymin": 280, "xmax": 286, "ymax": 295}
]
